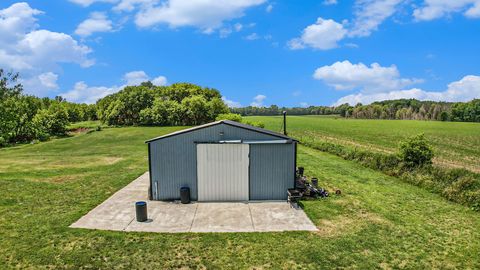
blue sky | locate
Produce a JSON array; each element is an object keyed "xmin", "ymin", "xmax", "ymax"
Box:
[{"xmin": 1, "ymin": 0, "xmax": 479, "ymax": 106}]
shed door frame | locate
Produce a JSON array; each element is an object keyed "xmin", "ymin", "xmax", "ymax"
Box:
[{"xmin": 196, "ymin": 143, "xmax": 250, "ymax": 201}]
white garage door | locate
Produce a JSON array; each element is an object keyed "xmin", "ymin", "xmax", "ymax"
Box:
[{"xmin": 197, "ymin": 144, "xmax": 249, "ymax": 201}]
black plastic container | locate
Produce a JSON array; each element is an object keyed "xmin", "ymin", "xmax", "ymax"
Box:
[
  {"xmin": 135, "ymin": 201, "xmax": 148, "ymax": 222},
  {"xmin": 180, "ymin": 187, "xmax": 190, "ymax": 204}
]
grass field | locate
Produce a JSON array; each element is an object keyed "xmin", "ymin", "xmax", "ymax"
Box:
[
  {"xmin": 247, "ymin": 115, "xmax": 480, "ymax": 173},
  {"xmin": 1, "ymin": 126, "xmax": 479, "ymax": 268}
]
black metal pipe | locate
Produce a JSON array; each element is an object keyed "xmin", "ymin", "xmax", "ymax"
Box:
[{"xmin": 283, "ymin": 111, "xmax": 287, "ymax": 135}]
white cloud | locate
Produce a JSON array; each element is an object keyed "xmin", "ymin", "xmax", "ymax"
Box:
[
  {"xmin": 299, "ymin": 102, "xmax": 309, "ymax": 107},
  {"xmin": 151, "ymin": 75, "xmax": 167, "ymax": 86},
  {"xmin": 69, "ymin": 0, "xmax": 118, "ymax": 7},
  {"xmin": 61, "ymin": 70, "xmax": 168, "ymax": 103},
  {"xmin": 334, "ymin": 75, "xmax": 480, "ymax": 106},
  {"xmin": 266, "ymin": 4, "xmax": 273, "ymax": 12},
  {"xmin": 21, "ymin": 72, "xmax": 59, "ymax": 96},
  {"xmin": 245, "ymin": 32, "xmax": 260, "ymax": 40},
  {"xmin": 0, "ymin": 2, "xmax": 93, "ymax": 95},
  {"xmin": 133, "ymin": 0, "xmax": 266, "ymax": 31},
  {"xmin": 288, "ymin": 18, "xmax": 347, "ymax": 50},
  {"xmin": 38, "ymin": 72, "xmax": 59, "ymax": 89},
  {"xmin": 348, "ymin": 0, "xmax": 403, "ymax": 37},
  {"xmin": 75, "ymin": 12, "xmax": 113, "ymax": 37},
  {"xmin": 123, "ymin": 70, "xmax": 167, "ymax": 86},
  {"xmin": 323, "ymin": 0, "xmax": 338, "ymax": 5},
  {"xmin": 250, "ymin": 94, "xmax": 267, "ymax": 107},
  {"xmin": 222, "ymin": 96, "xmax": 241, "ymax": 108},
  {"xmin": 123, "ymin": 70, "xmax": 149, "ymax": 85},
  {"xmin": 62, "ymin": 81, "xmax": 120, "ymax": 104},
  {"xmin": 414, "ymin": 0, "xmax": 480, "ymax": 20},
  {"xmin": 313, "ymin": 60, "xmax": 421, "ymax": 93}
]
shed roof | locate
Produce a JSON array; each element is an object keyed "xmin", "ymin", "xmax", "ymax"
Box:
[{"xmin": 145, "ymin": 120, "xmax": 297, "ymax": 143}]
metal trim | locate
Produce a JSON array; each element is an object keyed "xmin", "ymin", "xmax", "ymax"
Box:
[{"xmin": 147, "ymin": 143, "xmax": 153, "ymax": 200}]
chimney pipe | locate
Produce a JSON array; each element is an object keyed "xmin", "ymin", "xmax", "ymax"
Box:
[{"xmin": 283, "ymin": 111, "xmax": 287, "ymax": 135}]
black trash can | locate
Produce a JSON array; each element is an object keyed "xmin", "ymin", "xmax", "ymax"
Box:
[
  {"xmin": 135, "ymin": 201, "xmax": 148, "ymax": 222},
  {"xmin": 180, "ymin": 186, "xmax": 190, "ymax": 204}
]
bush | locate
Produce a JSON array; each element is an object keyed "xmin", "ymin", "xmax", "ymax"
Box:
[
  {"xmin": 33, "ymin": 104, "xmax": 70, "ymax": 137},
  {"xmin": 215, "ymin": 113, "xmax": 242, "ymax": 122},
  {"xmin": 398, "ymin": 133, "xmax": 434, "ymax": 168},
  {"xmin": 242, "ymin": 120, "xmax": 265, "ymax": 128}
]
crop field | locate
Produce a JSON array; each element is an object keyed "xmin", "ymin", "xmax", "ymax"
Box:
[
  {"xmin": 247, "ymin": 115, "xmax": 480, "ymax": 173},
  {"xmin": 1, "ymin": 125, "xmax": 479, "ymax": 269}
]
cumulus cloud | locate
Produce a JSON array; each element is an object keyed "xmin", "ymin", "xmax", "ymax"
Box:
[
  {"xmin": 75, "ymin": 12, "xmax": 113, "ymax": 37},
  {"xmin": 0, "ymin": 2, "xmax": 93, "ymax": 95},
  {"xmin": 123, "ymin": 70, "xmax": 168, "ymax": 86},
  {"xmin": 250, "ymin": 94, "xmax": 267, "ymax": 107},
  {"xmin": 133, "ymin": 0, "xmax": 266, "ymax": 31},
  {"xmin": 61, "ymin": 70, "xmax": 168, "ymax": 103},
  {"xmin": 313, "ymin": 60, "xmax": 421, "ymax": 93},
  {"xmin": 21, "ymin": 72, "xmax": 59, "ymax": 96},
  {"xmin": 334, "ymin": 75, "xmax": 480, "ymax": 106},
  {"xmin": 288, "ymin": 18, "xmax": 347, "ymax": 50},
  {"xmin": 62, "ymin": 81, "xmax": 119, "ymax": 104},
  {"xmin": 222, "ymin": 96, "xmax": 242, "ymax": 108},
  {"xmin": 414, "ymin": 0, "xmax": 480, "ymax": 20}
]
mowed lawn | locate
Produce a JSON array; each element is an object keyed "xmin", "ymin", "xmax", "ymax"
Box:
[
  {"xmin": 0, "ymin": 126, "xmax": 479, "ymax": 269},
  {"xmin": 247, "ymin": 115, "xmax": 480, "ymax": 173}
]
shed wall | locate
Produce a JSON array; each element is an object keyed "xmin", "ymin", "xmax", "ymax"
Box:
[
  {"xmin": 149, "ymin": 123, "xmax": 291, "ymax": 200},
  {"xmin": 249, "ymin": 144, "xmax": 295, "ymax": 200}
]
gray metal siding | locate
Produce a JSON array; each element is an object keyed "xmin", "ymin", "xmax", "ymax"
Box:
[
  {"xmin": 150, "ymin": 123, "xmax": 285, "ymax": 200},
  {"xmin": 249, "ymin": 143, "xmax": 295, "ymax": 200}
]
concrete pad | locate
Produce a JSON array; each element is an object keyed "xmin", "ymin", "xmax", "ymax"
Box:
[
  {"xmin": 70, "ymin": 172, "xmax": 318, "ymax": 233},
  {"xmin": 249, "ymin": 202, "xmax": 318, "ymax": 232},
  {"xmin": 191, "ymin": 203, "xmax": 254, "ymax": 232}
]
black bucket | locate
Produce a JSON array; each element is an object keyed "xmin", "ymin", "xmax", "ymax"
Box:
[
  {"xmin": 135, "ymin": 201, "xmax": 148, "ymax": 222},
  {"xmin": 311, "ymin": 178, "xmax": 318, "ymax": 187},
  {"xmin": 180, "ymin": 187, "xmax": 190, "ymax": 204}
]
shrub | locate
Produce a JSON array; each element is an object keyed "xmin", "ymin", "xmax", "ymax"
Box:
[
  {"xmin": 0, "ymin": 136, "xmax": 6, "ymax": 147},
  {"xmin": 215, "ymin": 113, "xmax": 242, "ymax": 122},
  {"xmin": 243, "ymin": 120, "xmax": 265, "ymax": 128},
  {"xmin": 398, "ymin": 133, "xmax": 434, "ymax": 168}
]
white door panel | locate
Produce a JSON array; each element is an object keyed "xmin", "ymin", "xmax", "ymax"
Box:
[{"xmin": 197, "ymin": 144, "xmax": 249, "ymax": 201}]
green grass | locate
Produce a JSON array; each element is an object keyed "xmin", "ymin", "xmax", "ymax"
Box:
[
  {"xmin": 67, "ymin": 120, "xmax": 105, "ymax": 130},
  {"xmin": 247, "ymin": 115, "xmax": 480, "ymax": 172},
  {"xmin": 1, "ymin": 126, "xmax": 479, "ymax": 268}
]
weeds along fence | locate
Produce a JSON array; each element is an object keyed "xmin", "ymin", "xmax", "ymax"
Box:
[{"xmin": 299, "ymin": 135, "xmax": 480, "ymax": 211}]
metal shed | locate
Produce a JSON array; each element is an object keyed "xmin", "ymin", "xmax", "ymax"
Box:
[{"xmin": 146, "ymin": 120, "xmax": 298, "ymax": 201}]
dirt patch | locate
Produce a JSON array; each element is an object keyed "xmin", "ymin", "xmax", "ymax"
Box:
[
  {"xmin": 316, "ymin": 211, "xmax": 391, "ymax": 237},
  {"xmin": 102, "ymin": 157, "xmax": 123, "ymax": 165},
  {"xmin": 68, "ymin": 127, "xmax": 91, "ymax": 134}
]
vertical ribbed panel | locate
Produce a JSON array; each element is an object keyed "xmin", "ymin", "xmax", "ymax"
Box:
[
  {"xmin": 249, "ymin": 143, "xmax": 295, "ymax": 200},
  {"xmin": 197, "ymin": 144, "xmax": 249, "ymax": 201},
  {"xmin": 149, "ymin": 123, "xmax": 293, "ymax": 200}
]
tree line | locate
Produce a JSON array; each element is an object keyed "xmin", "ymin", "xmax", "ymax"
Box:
[
  {"xmin": 231, "ymin": 99, "xmax": 480, "ymax": 122},
  {"xmin": 230, "ymin": 104, "xmax": 344, "ymax": 116},
  {"xmin": 343, "ymin": 99, "xmax": 480, "ymax": 122},
  {"xmin": 0, "ymin": 69, "xmax": 96, "ymax": 147}
]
